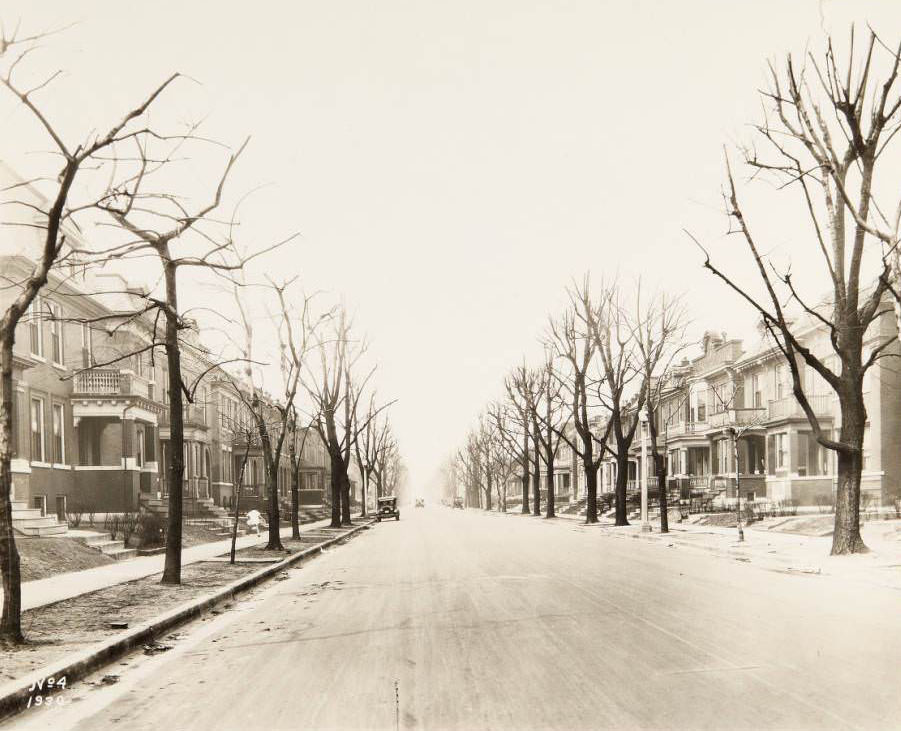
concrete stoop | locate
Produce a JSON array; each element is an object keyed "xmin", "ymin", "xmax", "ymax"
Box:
[
  {"xmin": 73, "ymin": 532, "xmax": 138, "ymax": 561},
  {"xmin": 11, "ymin": 501, "xmax": 67, "ymax": 537}
]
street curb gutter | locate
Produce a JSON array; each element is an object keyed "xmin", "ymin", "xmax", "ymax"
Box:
[{"xmin": 0, "ymin": 520, "xmax": 375, "ymax": 721}]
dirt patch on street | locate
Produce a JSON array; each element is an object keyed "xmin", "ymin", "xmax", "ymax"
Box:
[
  {"xmin": 0, "ymin": 561, "xmax": 258, "ymax": 683},
  {"xmin": 18, "ymin": 537, "xmax": 115, "ymax": 582}
]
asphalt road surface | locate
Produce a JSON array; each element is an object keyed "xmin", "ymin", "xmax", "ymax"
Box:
[{"xmin": 12, "ymin": 508, "xmax": 901, "ymax": 730}]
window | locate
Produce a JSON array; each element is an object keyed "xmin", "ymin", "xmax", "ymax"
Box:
[
  {"xmin": 775, "ymin": 364, "xmax": 787, "ymax": 400},
  {"xmin": 51, "ymin": 403, "xmax": 64, "ymax": 464},
  {"xmin": 81, "ymin": 323, "xmax": 94, "ymax": 368},
  {"xmin": 27, "ymin": 298, "xmax": 43, "ymax": 357},
  {"xmin": 48, "ymin": 302, "xmax": 64, "ymax": 365},
  {"xmin": 751, "ymin": 374, "xmax": 762, "ymax": 408},
  {"xmin": 30, "ymin": 397, "xmax": 45, "ymax": 463},
  {"xmin": 716, "ymin": 439, "xmax": 730, "ymax": 474},
  {"xmin": 767, "ymin": 433, "xmax": 788, "ymax": 474}
]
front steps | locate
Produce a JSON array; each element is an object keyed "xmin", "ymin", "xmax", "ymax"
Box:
[
  {"xmin": 141, "ymin": 496, "xmax": 229, "ymax": 520},
  {"xmin": 72, "ymin": 531, "xmax": 138, "ymax": 561},
  {"xmin": 11, "ymin": 501, "xmax": 68, "ymax": 537}
]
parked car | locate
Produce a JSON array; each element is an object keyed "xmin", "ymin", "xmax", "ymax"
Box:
[
  {"xmin": 453, "ymin": 497, "xmax": 464, "ymax": 510},
  {"xmin": 376, "ymin": 496, "xmax": 400, "ymax": 521},
  {"xmin": 414, "ymin": 498, "xmax": 425, "ymax": 508}
]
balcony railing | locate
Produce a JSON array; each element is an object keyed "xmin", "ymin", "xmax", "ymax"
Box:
[
  {"xmin": 708, "ymin": 407, "xmax": 767, "ymax": 429},
  {"xmin": 74, "ymin": 369, "xmax": 120, "ymax": 394},
  {"xmin": 666, "ymin": 421, "xmax": 704, "ymax": 437},
  {"xmin": 768, "ymin": 393, "xmax": 832, "ymax": 420},
  {"xmin": 74, "ymin": 369, "xmax": 155, "ymax": 399}
]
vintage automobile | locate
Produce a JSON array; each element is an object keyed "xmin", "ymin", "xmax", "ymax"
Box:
[
  {"xmin": 376, "ymin": 496, "xmax": 400, "ymax": 521},
  {"xmin": 453, "ymin": 497, "xmax": 464, "ymax": 510},
  {"xmin": 414, "ymin": 498, "xmax": 425, "ymax": 508}
]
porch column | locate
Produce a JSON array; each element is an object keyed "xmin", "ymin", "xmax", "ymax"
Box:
[{"xmin": 121, "ymin": 415, "xmax": 140, "ymax": 510}]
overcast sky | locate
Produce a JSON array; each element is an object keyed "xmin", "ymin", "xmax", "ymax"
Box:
[{"xmin": 3, "ymin": 0, "xmax": 901, "ymax": 493}]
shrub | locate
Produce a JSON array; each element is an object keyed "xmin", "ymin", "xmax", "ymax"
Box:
[
  {"xmin": 104, "ymin": 513, "xmax": 121, "ymax": 540},
  {"xmin": 122, "ymin": 512, "xmax": 139, "ymax": 546},
  {"xmin": 66, "ymin": 504, "xmax": 84, "ymax": 528},
  {"xmin": 138, "ymin": 512, "xmax": 167, "ymax": 548}
]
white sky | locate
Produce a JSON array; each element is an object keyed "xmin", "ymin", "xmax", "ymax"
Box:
[{"xmin": 2, "ymin": 0, "xmax": 901, "ymax": 493}]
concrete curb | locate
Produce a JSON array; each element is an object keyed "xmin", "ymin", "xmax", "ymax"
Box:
[{"xmin": 0, "ymin": 520, "xmax": 375, "ymax": 721}]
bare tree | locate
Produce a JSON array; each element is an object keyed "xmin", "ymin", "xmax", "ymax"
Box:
[
  {"xmin": 495, "ymin": 379, "xmax": 532, "ymax": 514},
  {"xmin": 695, "ymin": 30, "xmax": 901, "ymax": 554},
  {"xmin": 304, "ymin": 307, "xmax": 390, "ymax": 526},
  {"xmin": 592, "ymin": 283, "xmax": 647, "ymax": 527},
  {"xmin": 485, "ymin": 404, "xmax": 519, "ymax": 512},
  {"xmin": 530, "ymin": 354, "xmax": 567, "ymax": 519},
  {"xmin": 0, "ymin": 25, "xmax": 181, "ymax": 639},
  {"xmin": 287, "ymin": 411, "xmax": 315, "ymax": 537},
  {"xmin": 546, "ymin": 277, "xmax": 613, "ymax": 524},
  {"xmin": 631, "ymin": 284, "xmax": 688, "ymax": 534},
  {"xmin": 511, "ymin": 366, "xmax": 542, "ymax": 516},
  {"xmin": 355, "ymin": 395, "xmax": 391, "ymax": 518},
  {"xmin": 100, "ymin": 132, "xmax": 292, "ymax": 580}
]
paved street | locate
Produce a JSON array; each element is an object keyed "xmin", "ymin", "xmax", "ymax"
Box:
[{"xmin": 13, "ymin": 508, "xmax": 901, "ymax": 730}]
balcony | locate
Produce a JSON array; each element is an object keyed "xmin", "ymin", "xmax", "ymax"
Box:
[
  {"xmin": 708, "ymin": 407, "xmax": 767, "ymax": 430},
  {"xmin": 666, "ymin": 421, "xmax": 705, "ymax": 437},
  {"xmin": 767, "ymin": 393, "xmax": 832, "ymax": 421},
  {"xmin": 73, "ymin": 369, "xmax": 155, "ymax": 400}
]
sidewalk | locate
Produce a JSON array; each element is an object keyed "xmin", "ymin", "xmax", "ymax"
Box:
[
  {"xmin": 19, "ymin": 519, "xmax": 335, "ymax": 611},
  {"xmin": 522, "ymin": 509, "xmax": 901, "ymax": 588}
]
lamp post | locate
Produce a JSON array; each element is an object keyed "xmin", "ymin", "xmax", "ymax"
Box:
[{"xmin": 639, "ymin": 409, "xmax": 651, "ymax": 533}]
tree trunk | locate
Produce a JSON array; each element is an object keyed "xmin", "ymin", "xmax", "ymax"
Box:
[
  {"xmin": 230, "ymin": 444, "xmax": 250, "ymax": 564},
  {"xmin": 531, "ymin": 432, "xmax": 541, "ymax": 516},
  {"xmin": 291, "ymin": 462, "xmax": 300, "ymax": 540},
  {"xmin": 265, "ymin": 463, "xmax": 284, "ymax": 551},
  {"xmin": 584, "ymin": 461, "xmax": 598, "ymax": 524},
  {"xmin": 340, "ymin": 469, "xmax": 352, "ymax": 526},
  {"xmin": 614, "ymin": 452, "xmax": 629, "ymax": 526},
  {"xmin": 648, "ymin": 419, "xmax": 668, "ymax": 534},
  {"xmin": 162, "ymin": 263, "xmax": 186, "ymax": 585},
  {"xmin": 0, "ymin": 342, "xmax": 23, "ymax": 642},
  {"xmin": 520, "ymin": 427, "xmax": 530, "ymax": 514},
  {"xmin": 832, "ymin": 451, "xmax": 867, "ymax": 554},
  {"xmin": 329, "ymin": 450, "xmax": 342, "ymax": 528},
  {"xmin": 484, "ymin": 470, "xmax": 492, "ymax": 511},
  {"xmin": 545, "ymin": 449, "xmax": 556, "ymax": 519}
]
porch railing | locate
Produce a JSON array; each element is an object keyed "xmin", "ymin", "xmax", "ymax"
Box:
[
  {"xmin": 768, "ymin": 393, "xmax": 832, "ymax": 420},
  {"xmin": 708, "ymin": 407, "xmax": 767, "ymax": 429}
]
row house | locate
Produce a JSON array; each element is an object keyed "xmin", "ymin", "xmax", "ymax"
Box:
[
  {"xmin": 2, "ymin": 166, "xmax": 329, "ymax": 515},
  {"xmin": 599, "ymin": 314, "xmax": 901, "ymax": 508}
]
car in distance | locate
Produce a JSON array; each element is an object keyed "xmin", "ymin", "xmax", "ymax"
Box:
[
  {"xmin": 414, "ymin": 498, "xmax": 425, "ymax": 508},
  {"xmin": 376, "ymin": 495, "xmax": 400, "ymax": 521},
  {"xmin": 453, "ymin": 497, "xmax": 464, "ymax": 509}
]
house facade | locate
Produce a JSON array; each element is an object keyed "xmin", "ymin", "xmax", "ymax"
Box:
[{"xmin": 597, "ymin": 317, "xmax": 901, "ymax": 509}]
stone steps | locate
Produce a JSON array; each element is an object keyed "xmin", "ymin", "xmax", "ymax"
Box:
[
  {"xmin": 11, "ymin": 500, "xmax": 68, "ymax": 537},
  {"xmin": 73, "ymin": 532, "xmax": 138, "ymax": 561}
]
